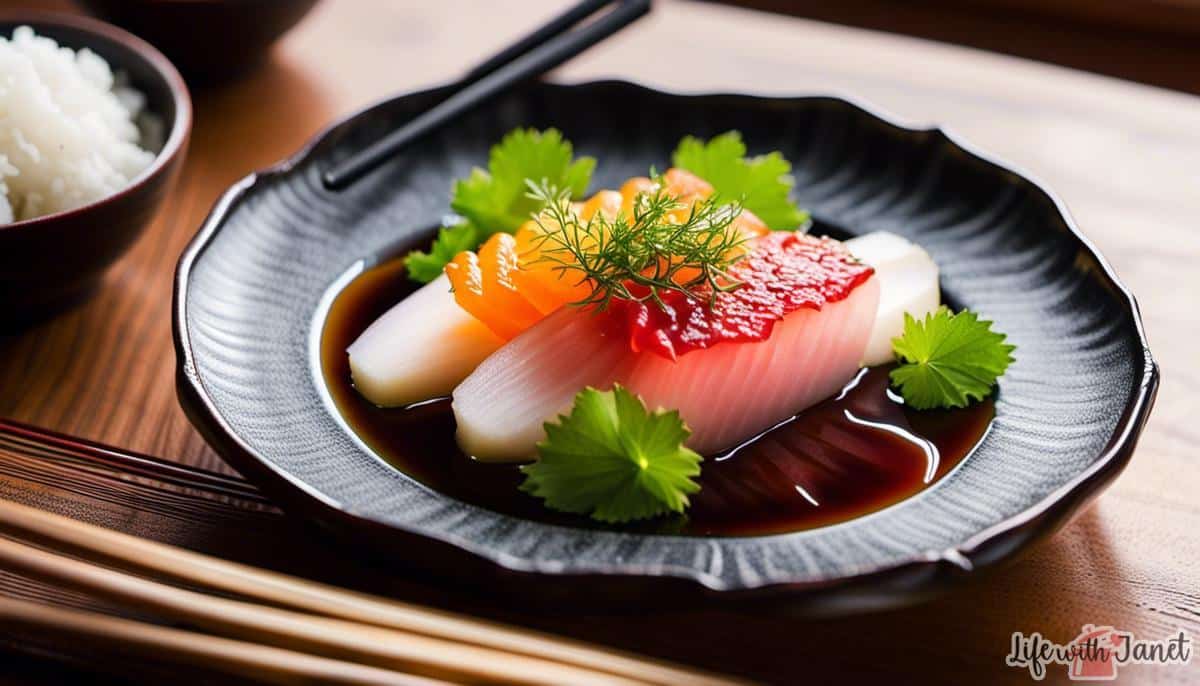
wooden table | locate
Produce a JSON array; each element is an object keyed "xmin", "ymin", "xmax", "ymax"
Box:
[{"xmin": 2, "ymin": 1, "xmax": 1198, "ymax": 683}]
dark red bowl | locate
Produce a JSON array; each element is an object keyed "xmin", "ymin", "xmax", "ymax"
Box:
[
  {"xmin": 77, "ymin": 0, "xmax": 321, "ymax": 84},
  {"xmin": 0, "ymin": 13, "xmax": 191, "ymax": 327}
]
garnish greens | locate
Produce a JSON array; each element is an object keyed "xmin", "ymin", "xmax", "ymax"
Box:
[
  {"xmin": 672, "ymin": 131, "xmax": 808, "ymax": 230},
  {"xmin": 527, "ymin": 180, "xmax": 747, "ymax": 309},
  {"xmin": 403, "ymin": 223, "xmax": 478, "ymax": 283},
  {"xmin": 405, "ymin": 129, "xmax": 595, "ymax": 283},
  {"xmin": 452, "ymin": 128, "xmax": 595, "ymax": 230},
  {"xmin": 520, "ymin": 385, "xmax": 702, "ymax": 523},
  {"xmin": 405, "ymin": 128, "xmax": 810, "ymax": 284},
  {"xmin": 890, "ymin": 306, "xmax": 1016, "ymax": 410}
]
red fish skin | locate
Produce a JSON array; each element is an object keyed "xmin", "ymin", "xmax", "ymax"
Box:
[{"xmin": 603, "ymin": 233, "xmax": 875, "ymax": 360}]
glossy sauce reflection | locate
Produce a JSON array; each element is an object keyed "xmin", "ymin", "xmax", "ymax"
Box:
[{"xmin": 320, "ymin": 259, "xmax": 994, "ymax": 536}]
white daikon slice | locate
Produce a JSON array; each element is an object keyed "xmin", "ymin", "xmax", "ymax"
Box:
[
  {"xmin": 844, "ymin": 231, "xmax": 940, "ymax": 366},
  {"xmin": 347, "ymin": 274, "xmax": 503, "ymax": 407}
]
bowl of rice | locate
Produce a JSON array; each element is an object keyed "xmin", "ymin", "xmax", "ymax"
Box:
[{"xmin": 0, "ymin": 13, "xmax": 190, "ymax": 325}]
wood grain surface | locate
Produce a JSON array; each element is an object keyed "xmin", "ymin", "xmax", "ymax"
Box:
[
  {"xmin": 1, "ymin": 1, "xmax": 1198, "ymax": 683},
  {"xmin": 726, "ymin": 0, "xmax": 1200, "ymax": 95}
]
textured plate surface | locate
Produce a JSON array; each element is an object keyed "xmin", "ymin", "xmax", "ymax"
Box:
[{"xmin": 174, "ymin": 81, "xmax": 1157, "ymax": 608}]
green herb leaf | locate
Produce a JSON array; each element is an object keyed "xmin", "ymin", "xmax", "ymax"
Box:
[
  {"xmin": 452, "ymin": 128, "xmax": 595, "ymax": 233},
  {"xmin": 520, "ymin": 385, "xmax": 703, "ymax": 523},
  {"xmin": 403, "ymin": 223, "xmax": 479, "ymax": 283},
  {"xmin": 405, "ymin": 129, "xmax": 594, "ymax": 283},
  {"xmin": 672, "ymin": 131, "xmax": 807, "ymax": 229},
  {"xmin": 890, "ymin": 306, "xmax": 1016, "ymax": 410}
]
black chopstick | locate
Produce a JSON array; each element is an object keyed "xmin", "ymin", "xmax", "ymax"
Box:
[
  {"xmin": 322, "ymin": 0, "xmax": 651, "ymax": 191},
  {"xmin": 460, "ymin": 0, "xmax": 620, "ymax": 84}
]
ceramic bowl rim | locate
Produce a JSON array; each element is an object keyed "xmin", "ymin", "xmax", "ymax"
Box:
[{"xmin": 0, "ymin": 11, "xmax": 192, "ymax": 233}]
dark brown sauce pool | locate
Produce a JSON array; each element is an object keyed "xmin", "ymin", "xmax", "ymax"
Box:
[{"xmin": 320, "ymin": 258, "xmax": 994, "ymax": 536}]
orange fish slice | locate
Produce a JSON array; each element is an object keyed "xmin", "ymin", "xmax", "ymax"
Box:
[
  {"xmin": 509, "ymin": 221, "xmax": 593, "ymax": 314},
  {"xmin": 619, "ymin": 177, "xmax": 656, "ymax": 216},
  {"xmin": 505, "ymin": 190, "xmax": 623, "ymax": 314},
  {"xmin": 446, "ymin": 233, "xmax": 543, "ymax": 339},
  {"xmin": 579, "ymin": 189, "xmax": 623, "ymax": 221}
]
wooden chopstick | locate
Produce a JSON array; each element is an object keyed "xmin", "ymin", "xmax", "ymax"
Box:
[
  {"xmin": 0, "ymin": 596, "xmax": 448, "ymax": 686},
  {"xmin": 0, "ymin": 534, "xmax": 647, "ymax": 685},
  {"xmin": 0, "ymin": 499, "xmax": 745, "ymax": 685}
]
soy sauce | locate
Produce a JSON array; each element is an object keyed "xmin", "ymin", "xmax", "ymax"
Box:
[{"xmin": 320, "ymin": 259, "xmax": 994, "ymax": 536}]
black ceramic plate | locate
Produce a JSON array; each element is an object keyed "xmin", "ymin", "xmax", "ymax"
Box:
[{"xmin": 174, "ymin": 81, "xmax": 1157, "ymax": 611}]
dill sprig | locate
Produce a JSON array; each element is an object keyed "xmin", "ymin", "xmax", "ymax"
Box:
[{"xmin": 525, "ymin": 179, "xmax": 748, "ymax": 310}]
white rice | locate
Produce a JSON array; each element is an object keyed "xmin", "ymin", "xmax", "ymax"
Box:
[{"xmin": 0, "ymin": 26, "xmax": 157, "ymax": 224}]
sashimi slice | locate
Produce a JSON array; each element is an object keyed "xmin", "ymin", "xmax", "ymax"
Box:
[
  {"xmin": 618, "ymin": 281, "xmax": 878, "ymax": 452},
  {"xmin": 451, "ymin": 308, "xmax": 628, "ymax": 460},
  {"xmin": 447, "ymin": 169, "xmax": 766, "ymax": 340},
  {"xmin": 445, "ymin": 233, "xmax": 544, "ymax": 339},
  {"xmin": 347, "ymin": 231, "xmax": 930, "ymax": 411},
  {"xmin": 579, "ymin": 189, "xmax": 624, "ymax": 221},
  {"xmin": 508, "ymin": 222, "xmax": 593, "ymax": 314},
  {"xmin": 455, "ymin": 281, "xmax": 879, "ymax": 461},
  {"xmin": 453, "ymin": 233, "xmax": 880, "ymax": 462},
  {"xmin": 348, "ymin": 274, "xmax": 503, "ymax": 407},
  {"xmin": 506, "ymin": 189, "xmax": 623, "ymax": 314},
  {"xmin": 844, "ymin": 231, "xmax": 939, "ymax": 366},
  {"xmin": 347, "ymin": 172, "xmax": 775, "ymax": 409}
]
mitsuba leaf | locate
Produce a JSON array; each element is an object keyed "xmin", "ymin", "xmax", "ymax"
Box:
[
  {"xmin": 890, "ymin": 306, "xmax": 1015, "ymax": 410},
  {"xmin": 451, "ymin": 128, "xmax": 595, "ymax": 233},
  {"xmin": 520, "ymin": 385, "xmax": 702, "ymax": 523},
  {"xmin": 672, "ymin": 131, "xmax": 807, "ymax": 230}
]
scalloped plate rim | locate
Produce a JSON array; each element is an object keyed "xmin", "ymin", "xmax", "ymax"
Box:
[{"xmin": 173, "ymin": 79, "xmax": 1159, "ymax": 603}]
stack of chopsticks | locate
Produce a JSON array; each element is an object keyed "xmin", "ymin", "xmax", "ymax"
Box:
[{"xmin": 0, "ymin": 499, "xmax": 744, "ymax": 685}]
